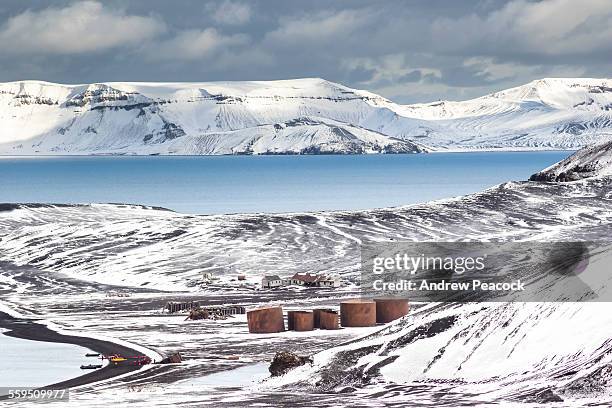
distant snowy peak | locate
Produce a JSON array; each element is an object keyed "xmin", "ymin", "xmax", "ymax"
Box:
[
  {"xmin": 491, "ymin": 78, "xmax": 612, "ymax": 105},
  {"xmin": 400, "ymin": 78, "xmax": 612, "ymax": 120},
  {"xmin": 530, "ymin": 140, "xmax": 612, "ymax": 182},
  {"xmin": 0, "ymin": 77, "xmax": 611, "ymax": 155}
]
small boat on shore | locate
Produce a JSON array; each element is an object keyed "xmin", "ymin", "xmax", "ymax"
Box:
[
  {"xmin": 85, "ymin": 353, "xmax": 100, "ymax": 357},
  {"xmin": 80, "ymin": 364, "xmax": 103, "ymax": 370}
]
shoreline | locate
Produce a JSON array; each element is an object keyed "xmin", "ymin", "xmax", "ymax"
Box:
[
  {"xmin": 0, "ymin": 312, "xmax": 147, "ymax": 396},
  {"xmin": 0, "ymin": 148, "xmax": 576, "ymax": 158}
]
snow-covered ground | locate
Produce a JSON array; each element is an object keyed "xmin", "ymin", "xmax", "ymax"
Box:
[
  {"xmin": 262, "ymin": 145, "xmax": 612, "ymax": 406},
  {"xmin": 0, "ymin": 77, "xmax": 611, "ymax": 155},
  {"xmin": 0, "ymin": 145, "xmax": 611, "ymax": 406}
]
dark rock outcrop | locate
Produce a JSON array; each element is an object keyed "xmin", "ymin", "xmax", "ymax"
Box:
[
  {"xmin": 269, "ymin": 351, "xmax": 313, "ymax": 376},
  {"xmin": 529, "ymin": 140, "xmax": 612, "ymax": 182}
]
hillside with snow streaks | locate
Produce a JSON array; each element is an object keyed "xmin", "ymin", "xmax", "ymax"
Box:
[
  {"xmin": 531, "ymin": 139, "xmax": 612, "ymax": 181},
  {"xmin": 0, "ymin": 179, "xmax": 611, "ymax": 407},
  {"xmin": 266, "ymin": 301, "xmax": 612, "ymax": 405},
  {"xmin": 1, "ymin": 77, "xmax": 612, "ymax": 155},
  {"xmin": 0, "ymin": 175, "xmax": 611, "ymax": 292}
]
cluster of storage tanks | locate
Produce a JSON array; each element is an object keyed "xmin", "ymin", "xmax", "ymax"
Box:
[{"xmin": 246, "ymin": 298, "xmax": 409, "ymax": 334}]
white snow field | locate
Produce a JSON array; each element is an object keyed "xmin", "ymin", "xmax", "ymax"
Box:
[{"xmin": 0, "ymin": 77, "xmax": 611, "ymax": 155}]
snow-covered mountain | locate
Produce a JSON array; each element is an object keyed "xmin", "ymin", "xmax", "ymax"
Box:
[
  {"xmin": 400, "ymin": 78, "xmax": 612, "ymax": 149},
  {"xmin": 0, "ymin": 77, "xmax": 611, "ymax": 155},
  {"xmin": 0, "ymin": 79, "xmax": 425, "ymax": 155}
]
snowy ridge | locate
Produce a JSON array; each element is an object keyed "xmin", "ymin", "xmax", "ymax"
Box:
[
  {"xmin": 402, "ymin": 78, "xmax": 612, "ymax": 119},
  {"xmin": 1, "ymin": 77, "xmax": 612, "ymax": 155},
  {"xmin": 531, "ymin": 139, "xmax": 612, "ymax": 181},
  {"xmin": 266, "ymin": 301, "xmax": 612, "ymax": 405}
]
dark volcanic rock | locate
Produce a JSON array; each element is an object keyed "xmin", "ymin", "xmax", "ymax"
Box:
[{"xmin": 269, "ymin": 351, "xmax": 313, "ymax": 377}]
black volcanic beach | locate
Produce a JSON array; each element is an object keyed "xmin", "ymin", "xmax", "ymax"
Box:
[{"xmin": 0, "ymin": 312, "xmax": 144, "ymax": 395}]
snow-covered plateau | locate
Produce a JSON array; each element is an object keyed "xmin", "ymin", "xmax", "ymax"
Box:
[
  {"xmin": 1, "ymin": 77, "xmax": 612, "ymax": 155},
  {"xmin": 0, "ymin": 143, "xmax": 612, "ymax": 406}
]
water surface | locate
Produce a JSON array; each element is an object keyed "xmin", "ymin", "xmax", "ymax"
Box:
[{"xmin": 0, "ymin": 152, "xmax": 571, "ymax": 214}]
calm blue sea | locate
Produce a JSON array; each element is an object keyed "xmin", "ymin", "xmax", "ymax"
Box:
[{"xmin": 0, "ymin": 152, "xmax": 571, "ymax": 214}]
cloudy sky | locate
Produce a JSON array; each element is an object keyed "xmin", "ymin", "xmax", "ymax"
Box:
[{"xmin": 0, "ymin": 0, "xmax": 610, "ymax": 103}]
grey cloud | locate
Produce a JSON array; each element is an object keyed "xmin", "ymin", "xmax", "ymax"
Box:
[
  {"xmin": 342, "ymin": 66, "xmax": 377, "ymax": 85},
  {"xmin": 146, "ymin": 28, "xmax": 249, "ymax": 61},
  {"xmin": 0, "ymin": 0, "xmax": 609, "ymax": 103},
  {"xmin": 207, "ymin": 1, "xmax": 251, "ymax": 25},
  {"xmin": 398, "ymin": 70, "xmax": 423, "ymax": 83},
  {"xmin": 0, "ymin": 1, "xmax": 166, "ymax": 55},
  {"xmin": 430, "ymin": 0, "xmax": 612, "ymax": 59}
]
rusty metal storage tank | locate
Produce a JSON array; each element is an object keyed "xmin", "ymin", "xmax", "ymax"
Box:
[
  {"xmin": 313, "ymin": 308, "xmax": 335, "ymax": 328},
  {"xmin": 247, "ymin": 306, "xmax": 285, "ymax": 333},
  {"xmin": 340, "ymin": 299, "xmax": 376, "ymax": 327},
  {"xmin": 287, "ymin": 311, "xmax": 295, "ymax": 330},
  {"xmin": 374, "ymin": 298, "xmax": 410, "ymax": 323},
  {"xmin": 319, "ymin": 310, "xmax": 339, "ymax": 330},
  {"xmin": 288, "ymin": 311, "xmax": 314, "ymax": 331}
]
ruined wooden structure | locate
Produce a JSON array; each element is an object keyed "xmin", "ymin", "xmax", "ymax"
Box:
[{"xmin": 166, "ymin": 301, "xmax": 245, "ymax": 315}]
